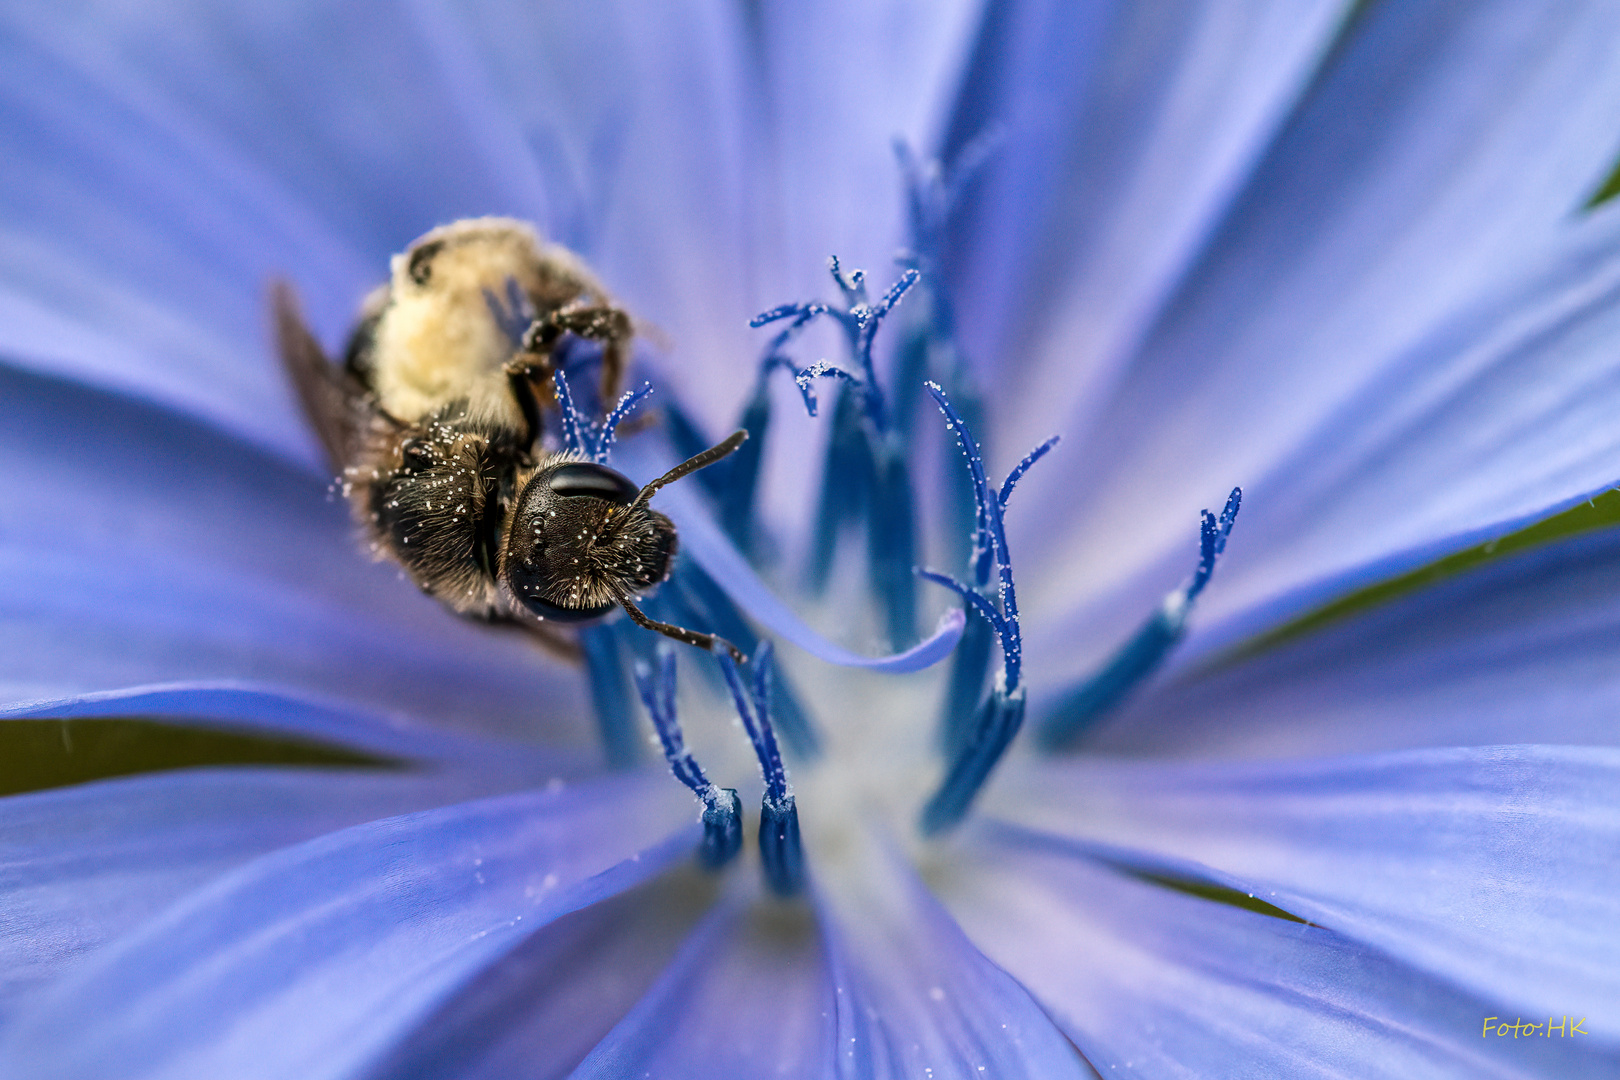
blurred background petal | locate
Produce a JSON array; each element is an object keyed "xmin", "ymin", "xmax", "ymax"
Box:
[
  {"xmin": 948, "ymin": 837, "xmax": 1619, "ymax": 1077},
  {"xmin": 1001, "ymin": 0, "xmax": 1620, "ymax": 664},
  {"xmin": 0, "ymin": 775, "xmax": 693, "ymax": 1080},
  {"xmin": 987, "ymin": 745, "xmax": 1620, "ymax": 1039}
]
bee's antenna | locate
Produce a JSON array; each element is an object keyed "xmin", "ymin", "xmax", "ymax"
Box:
[
  {"xmin": 615, "ymin": 592, "xmax": 743, "ymax": 661},
  {"xmin": 629, "ymin": 430, "xmax": 748, "ymax": 513}
]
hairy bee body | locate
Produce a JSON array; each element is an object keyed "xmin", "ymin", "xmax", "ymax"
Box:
[
  {"xmin": 276, "ymin": 218, "xmax": 742, "ymax": 658},
  {"xmin": 345, "ymin": 409, "xmax": 516, "ymax": 618},
  {"xmin": 347, "ymin": 218, "xmax": 619, "ymax": 431}
]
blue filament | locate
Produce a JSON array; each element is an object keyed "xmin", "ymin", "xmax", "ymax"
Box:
[
  {"xmin": 894, "ymin": 135, "xmax": 1044, "ymax": 737},
  {"xmin": 891, "ymin": 138, "xmax": 1000, "ymax": 571},
  {"xmin": 940, "ymin": 599, "xmax": 996, "ymax": 756},
  {"xmin": 920, "ymin": 684, "xmax": 1025, "ymax": 836},
  {"xmin": 579, "ymin": 623, "xmax": 641, "ymax": 768},
  {"xmin": 932, "ymin": 384, "xmax": 994, "ymax": 747},
  {"xmin": 643, "ymin": 562, "xmax": 821, "ymax": 758},
  {"xmin": 916, "ymin": 383, "xmax": 1057, "ymax": 834},
  {"xmin": 719, "ymin": 388, "xmax": 771, "ymax": 553},
  {"xmin": 633, "ymin": 646, "xmax": 742, "ymax": 869},
  {"xmin": 716, "ymin": 643, "xmax": 789, "ymax": 805},
  {"xmin": 715, "ymin": 642, "xmax": 804, "ymax": 896},
  {"xmin": 894, "ymin": 130, "xmax": 1000, "ymax": 343},
  {"xmin": 758, "ymin": 799, "xmax": 805, "ymax": 898},
  {"xmin": 750, "ymin": 261, "xmax": 921, "ymax": 647},
  {"xmin": 805, "ymin": 387, "xmax": 869, "ymax": 594},
  {"xmin": 867, "ymin": 440, "xmax": 919, "ymax": 651},
  {"xmin": 1036, "ymin": 487, "xmax": 1243, "ymax": 750},
  {"xmin": 805, "ymin": 395, "xmax": 919, "ymax": 649}
]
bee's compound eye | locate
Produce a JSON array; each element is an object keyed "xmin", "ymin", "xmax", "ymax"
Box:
[{"xmin": 545, "ymin": 462, "xmax": 640, "ymax": 504}]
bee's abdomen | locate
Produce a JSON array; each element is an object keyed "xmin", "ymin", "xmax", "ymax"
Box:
[{"xmin": 356, "ymin": 416, "xmax": 509, "ymax": 616}]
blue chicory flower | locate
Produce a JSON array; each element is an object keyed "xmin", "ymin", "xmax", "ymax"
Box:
[{"xmin": 3, "ymin": 1, "xmax": 1620, "ymax": 1076}]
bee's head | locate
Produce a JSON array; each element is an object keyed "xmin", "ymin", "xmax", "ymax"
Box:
[{"xmin": 502, "ymin": 459, "xmax": 677, "ymax": 622}]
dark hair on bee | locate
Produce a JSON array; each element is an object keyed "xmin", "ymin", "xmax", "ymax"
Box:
[
  {"xmin": 273, "ymin": 217, "xmax": 745, "ymax": 662},
  {"xmin": 357, "ymin": 411, "xmax": 514, "ymax": 619},
  {"xmin": 503, "ymin": 432, "xmax": 749, "ymax": 658}
]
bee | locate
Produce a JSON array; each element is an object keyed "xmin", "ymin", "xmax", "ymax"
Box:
[{"xmin": 273, "ymin": 217, "xmax": 744, "ymax": 658}]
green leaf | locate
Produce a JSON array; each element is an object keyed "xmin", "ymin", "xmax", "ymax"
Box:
[
  {"xmin": 0, "ymin": 716, "xmax": 404, "ymax": 798},
  {"xmin": 1217, "ymin": 487, "xmax": 1620, "ymax": 665}
]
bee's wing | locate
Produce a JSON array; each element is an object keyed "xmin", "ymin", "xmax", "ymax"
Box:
[{"xmin": 270, "ymin": 279, "xmax": 369, "ymax": 471}]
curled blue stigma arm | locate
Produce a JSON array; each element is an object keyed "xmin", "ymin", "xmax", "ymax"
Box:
[
  {"xmin": 915, "ymin": 384, "xmax": 1057, "ymax": 835},
  {"xmin": 1037, "ymin": 487, "xmax": 1243, "ymax": 750},
  {"xmin": 552, "ymin": 371, "xmax": 588, "ymax": 457},
  {"xmin": 922, "ymin": 381, "xmax": 1031, "ymax": 691},
  {"xmin": 593, "ymin": 382, "xmax": 655, "ymax": 464},
  {"xmin": 998, "ymin": 436, "xmax": 1060, "ymax": 508},
  {"xmin": 750, "ymin": 262, "xmax": 917, "ymax": 434}
]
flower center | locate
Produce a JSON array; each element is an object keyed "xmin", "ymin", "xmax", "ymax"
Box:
[
  {"xmin": 569, "ymin": 219, "xmax": 1251, "ymax": 901},
  {"xmin": 570, "ymin": 151, "xmax": 1247, "ymax": 899}
]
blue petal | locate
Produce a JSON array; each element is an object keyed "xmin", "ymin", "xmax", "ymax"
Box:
[
  {"xmin": 0, "ymin": 0, "xmax": 721, "ymax": 459},
  {"xmin": 0, "ymin": 6, "xmax": 376, "ymax": 463},
  {"xmin": 985, "ymin": 745, "xmax": 1620, "ymax": 1040},
  {"xmin": 571, "ymin": 887, "xmax": 837, "ymax": 1079},
  {"xmin": 813, "ymin": 837, "xmax": 1089, "ymax": 1079},
  {"xmin": 363, "ymin": 866, "xmax": 719, "ymax": 1080},
  {"xmin": 647, "ymin": 461, "xmax": 965, "ymax": 672},
  {"xmin": 1, "ymin": 684, "xmax": 596, "ymax": 771},
  {"xmin": 435, "ymin": 0, "xmax": 762, "ymax": 416},
  {"xmin": 1010, "ymin": 1, "xmax": 1620, "ymax": 665},
  {"xmin": 1077, "ymin": 527, "xmax": 1620, "ymax": 758},
  {"xmin": 1184, "ymin": 209, "xmax": 1620, "ymax": 662},
  {"xmin": 0, "ymin": 366, "xmax": 590, "ymax": 742},
  {"xmin": 945, "ymin": 834, "xmax": 1620, "ymax": 1076},
  {"xmin": 0, "ymin": 775, "xmax": 694, "ymax": 1080},
  {"xmin": 944, "ymin": 0, "xmax": 1347, "ymax": 454},
  {"xmin": 730, "ymin": 0, "xmax": 983, "ymax": 286},
  {"xmin": 0, "ymin": 759, "xmax": 556, "ymax": 1025},
  {"xmin": 0, "ymin": 0, "xmax": 984, "ymax": 460},
  {"xmin": 1031, "ymin": 194, "xmax": 1620, "ymax": 689}
]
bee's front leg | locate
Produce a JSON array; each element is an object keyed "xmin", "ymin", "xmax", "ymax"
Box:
[
  {"xmin": 522, "ymin": 303, "xmax": 633, "ymax": 406},
  {"xmin": 502, "ymin": 353, "xmax": 551, "ymax": 452}
]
